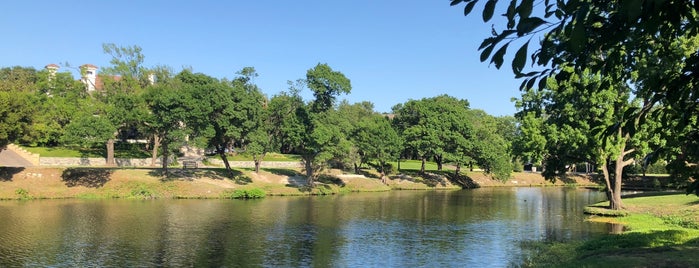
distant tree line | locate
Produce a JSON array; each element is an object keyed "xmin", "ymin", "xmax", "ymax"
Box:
[{"xmin": 0, "ymin": 43, "xmax": 519, "ymax": 185}]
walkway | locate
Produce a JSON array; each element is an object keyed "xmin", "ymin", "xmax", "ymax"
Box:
[{"xmin": 0, "ymin": 148, "xmax": 33, "ymax": 167}]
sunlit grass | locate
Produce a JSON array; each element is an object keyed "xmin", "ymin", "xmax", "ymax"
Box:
[
  {"xmin": 391, "ymin": 159, "xmax": 445, "ymax": 171},
  {"xmin": 522, "ymin": 192, "xmax": 699, "ymax": 267},
  {"xmin": 208, "ymin": 153, "xmax": 302, "ymax": 162}
]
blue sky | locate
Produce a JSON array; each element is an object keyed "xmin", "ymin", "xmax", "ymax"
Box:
[{"xmin": 1, "ymin": 0, "xmax": 522, "ymax": 116}]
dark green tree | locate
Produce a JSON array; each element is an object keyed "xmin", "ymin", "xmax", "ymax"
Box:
[{"xmin": 353, "ymin": 115, "xmax": 403, "ymax": 183}]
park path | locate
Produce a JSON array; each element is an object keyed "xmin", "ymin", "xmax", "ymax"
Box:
[{"xmin": 0, "ymin": 148, "xmax": 33, "ymax": 167}]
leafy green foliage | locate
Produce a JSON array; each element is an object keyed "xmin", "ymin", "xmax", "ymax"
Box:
[
  {"xmin": 0, "ymin": 91, "xmax": 35, "ymax": 148},
  {"xmin": 353, "ymin": 115, "xmax": 402, "ymax": 176},
  {"xmin": 226, "ymin": 188, "xmax": 266, "ymax": 199},
  {"xmin": 451, "ymin": 0, "xmax": 699, "ymax": 196},
  {"xmin": 306, "ymin": 63, "xmax": 351, "ymax": 113},
  {"xmin": 61, "ymin": 113, "xmax": 115, "ymax": 148}
]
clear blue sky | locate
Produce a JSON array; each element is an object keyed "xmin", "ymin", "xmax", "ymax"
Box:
[{"xmin": 1, "ymin": 0, "xmax": 522, "ymax": 116}]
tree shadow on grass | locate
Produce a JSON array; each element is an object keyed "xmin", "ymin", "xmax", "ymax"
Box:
[
  {"xmin": 556, "ymin": 175, "xmax": 579, "ymax": 184},
  {"xmin": 62, "ymin": 168, "xmax": 113, "ymax": 188},
  {"xmin": 318, "ymin": 174, "xmax": 345, "ymax": 187},
  {"xmin": 151, "ymin": 168, "xmax": 258, "ymax": 185},
  {"xmin": 263, "ymin": 168, "xmax": 300, "ymax": 177},
  {"xmin": 449, "ymin": 173, "xmax": 481, "ymax": 189},
  {"xmin": 397, "ymin": 170, "xmax": 451, "ymax": 187},
  {"xmin": 150, "ymin": 168, "xmax": 241, "ymax": 182},
  {"xmin": 0, "ymin": 167, "xmax": 24, "ymax": 181},
  {"xmin": 358, "ymin": 168, "xmax": 380, "ymax": 179}
]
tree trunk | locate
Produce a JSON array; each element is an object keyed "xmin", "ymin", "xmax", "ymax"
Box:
[
  {"xmin": 106, "ymin": 139, "xmax": 115, "ymax": 166},
  {"xmin": 454, "ymin": 163, "xmax": 461, "ymax": 179},
  {"xmin": 254, "ymin": 158, "xmax": 261, "ymax": 173},
  {"xmin": 162, "ymin": 141, "xmax": 169, "ymax": 176},
  {"xmin": 397, "ymin": 158, "xmax": 401, "ymax": 171},
  {"xmin": 354, "ymin": 163, "xmax": 359, "ymax": 174},
  {"xmin": 150, "ymin": 135, "xmax": 160, "ymax": 166},
  {"xmin": 601, "ymin": 160, "xmax": 615, "ymax": 209},
  {"xmin": 303, "ymin": 155, "xmax": 314, "ymax": 187},
  {"xmin": 420, "ymin": 157, "xmax": 426, "ymax": 173},
  {"xmin": 379, "ymin": 161, "xmax": 387, "ymax": 184},
  {"xmin": 435, "ymin": 155, "xmax": 443, "ymax": 171},
  {"xmin": 218, "ymin": 146, "xmax": 231, "ymax": 172}
]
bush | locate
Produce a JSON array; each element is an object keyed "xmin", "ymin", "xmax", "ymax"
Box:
[
  {"xmin": 129, "ymin": 183, "xmax": 156, "ymax": 199},
  {"xmin": 512, "ymin": 158, "xmax": 524, "ymax": 172},
  {"xmin": 15, "ymin": 188, "xmax": 31, "ymax": 200},
  {"xmin": 226, "ymin": 188, "xmax": 266, "ymax": 199}
]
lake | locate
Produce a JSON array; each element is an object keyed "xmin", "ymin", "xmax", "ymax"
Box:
[{"xmin": 0, "ymin": 188, "xmax": 609, "ymax": 267}]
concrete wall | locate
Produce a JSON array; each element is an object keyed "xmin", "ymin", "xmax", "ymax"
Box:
[
  {"xmin": 40, "ymin": 157, "xmax": 163, "ymax": 167},
  {"xmin": 39, "ymin": 157, "xmax": 301, "ymax": 168},
  {"xmin": 206, "ymin": 159, "xmax": 302, "ymax": 168}
]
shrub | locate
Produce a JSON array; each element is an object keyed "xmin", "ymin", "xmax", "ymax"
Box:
[
  {"xmin": 129, "ymin": 183, "xmax": 156, "ymax": 199},
  {"xmin": 512, "ymin": 158, "xmax": 524, "ymax": 172},
  {"xmin": 226, "ymin": 188, "xmax": 266, "ymax": 199},
  {"xmin": 15, "ymin": 188, "xmax": 31, "ymax": 200}
]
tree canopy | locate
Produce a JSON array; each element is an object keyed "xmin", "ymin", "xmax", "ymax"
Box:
[{"xmin": 451, "ymin": 0, "xmax": 699, "ymax": 202}]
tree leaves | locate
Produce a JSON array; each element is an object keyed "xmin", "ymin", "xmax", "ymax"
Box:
[
  {"xmin": 516, "ymin": 17, "xmax": 547, "ymax": 36},
  {"xmin": 483, "ymin": 0, "xmax": 497, "ymax": 22},
  {"xmin": 463, "ymin": 0, "xmax": 478, "ymax": 16},
  {"xmin": 491, "ymin": 43, "xmax": 509, "ymax": 69},
  {"xmin": 513, "ymin": 41, "xmax": 529, "ymax": 74}
]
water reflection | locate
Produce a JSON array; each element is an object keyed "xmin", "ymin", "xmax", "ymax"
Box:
[{"xmin": 0, "ymin": 188, "xmax": 608, "ymax": 267}]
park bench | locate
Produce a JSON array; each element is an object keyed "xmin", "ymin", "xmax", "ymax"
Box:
[{"xmin": 182, "ymin": 160, "xmax": 198, "ymax": 169}]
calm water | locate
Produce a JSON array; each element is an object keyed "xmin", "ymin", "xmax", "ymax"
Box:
[{"xmin": 0, "ymin": 188, "xmax": 609, "ymax": 267}]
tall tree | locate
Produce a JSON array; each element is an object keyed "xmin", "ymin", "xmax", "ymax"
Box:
[
  {"xmin": 284, "ymin": 63, "xmax": 352, "ymax": 186},
  {"xmin": 451, "ymin": 0, "xmax": 699, "ymax": 199},
  {"xmin": 353, "ymin": 115, "xmax": 403, "ymax": 183},
  {"xmin": 0, "ymin": 91, "xmax": 35, "ymax": 149},
  {"xmin": 96, "ymin": 43, "xmax": 151, "ymax": 166},
  {"xmin": 464, "ymin": 109, "xmax": 513, "ymax": 181},
  {"xmin": 142, "ymin": 81, "xmax": 190, "ymax": 174},
  {"xmin": 335, "ymin": 100, "xmax": 377, "ymax": 174},
  {"xmin": 393, "ymin": 95, "xmax": 472, "ymax": 173}
]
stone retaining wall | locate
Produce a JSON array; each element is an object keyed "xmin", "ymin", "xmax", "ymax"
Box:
[
  {"xmin": 207, "ymin": 159, "xmax": 302, "ymax": 168},
  {"xmin": 39, "ymin": 157, "xmax": 301, "ymax": 168},
  {"xmin": 40, "ymin": 157, "xmax": 163, "ymax": 167}
]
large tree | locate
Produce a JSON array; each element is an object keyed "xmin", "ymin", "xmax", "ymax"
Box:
[
  {"xmin": 95, "ymin": 43, "xmax": 151, "ymax": 166},
  {"xmin": 0, "ymin": 91, "xmax": 35, "ymax": 149},
  {"xmin": 393, "ymin": 95, "xmax": 472, "ymax": 173},
  {"xmin": 353, "ymin": 115, "xmax": 403, "ymax": 183},
  {"xmin": 284, "ymin": 63, "xmax": 352, "ymax": 186},
  {"xmin": 451, "ymin": 0, "xmax": 699, "ymax": 201},
  {"xmin": 142, "ymin": 80, "xmax": 191, "ymax": 174}
]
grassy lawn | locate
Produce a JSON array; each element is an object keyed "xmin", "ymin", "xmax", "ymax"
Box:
[
  {"xmin": 208, "ymin": 153, "xmax": 302, "ymax": 162},
  {"xmin": 391, "ymin": 159, "xmax": 448, "ymax": 171},
  {"xmin": 23, "ymin": 145, "xmax": 150, "ymax": 158},
  {"xmin": 522, "ymin": 192, "xmax": 699, "ymax": 267}
]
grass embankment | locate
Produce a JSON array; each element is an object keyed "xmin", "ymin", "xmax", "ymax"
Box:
[
  {"xmin": 522, "ymin": 193, "xmax": 699, "ymax": 267},
  {"xmin": 0, "ymin": 164, "xmax": 593, "ymax": 200}
]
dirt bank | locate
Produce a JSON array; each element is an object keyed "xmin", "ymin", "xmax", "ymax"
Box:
[{"xmin": 0, "ymin": 167, "xmax": 599, "ymax": 200}]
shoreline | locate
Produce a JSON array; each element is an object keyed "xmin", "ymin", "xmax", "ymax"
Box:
[{"xmin": 0, "ymin": 166, "xmax": 600, "ymax": 200}]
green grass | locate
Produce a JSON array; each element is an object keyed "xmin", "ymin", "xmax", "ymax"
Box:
[
  {"xmin": 391, "ymin": 159, "xmax": 445, "ymax": 171},
  {"xmin": 521, "ymin": 192, "xmax": 699, "ymax": 267},
  {"xmin": 209, "ymin": 153, "xmax": 302, "ymax": 162}
]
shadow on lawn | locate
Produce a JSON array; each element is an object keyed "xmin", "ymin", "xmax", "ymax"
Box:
[
  {"xmin": 0, "ymin": 167, "xmax": 24, "ymax": 182},
  {"xmin": 62, "ymin": 168, "xmax": 114, "ymax": 188},
  {"xmin": 397, "ymin": 169, "xmax": 455, "ymax": 187},
  {"xmin": 150, "ymin": 168, "xmax": 240, "ymax": 182}
]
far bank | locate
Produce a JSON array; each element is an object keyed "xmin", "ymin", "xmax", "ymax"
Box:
[{"xmin": 0, "ymin": 167, "xmax": 599, "ymax": 200}]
